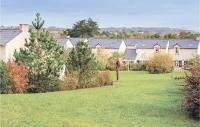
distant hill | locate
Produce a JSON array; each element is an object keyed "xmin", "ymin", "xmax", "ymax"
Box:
[
  {"xmin": 1, "ymin": 25, "xmax": 198, "ymax": 34},
  {"xmin": 100, "ymin": 27, "xmax": 197, "ymax": 34}
]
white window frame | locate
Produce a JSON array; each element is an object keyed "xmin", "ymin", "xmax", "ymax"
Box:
[{"xmin": 174, "ymin": 45, "xmax": 180, "ymax": 55}]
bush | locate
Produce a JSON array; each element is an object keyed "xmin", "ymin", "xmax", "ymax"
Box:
[
  {"xmin": 67, "ymin": 41, "xmax": 98, "ymax": 86},
  {"xmin": 120, "ymin": 61, "xmax": 128, "ymax": 71},
  {"xmin": 146, "ymin": 53, "xmax": 173, "ymax": 73},
  {"xmin": 130, "ymin": 62, "xmax": 146, "ymax": 71},
  {"xmin": 59, "ymin": 72, "xmax": 79, "ymax": 90},
  {"xmin": 184, "ymin": 56, "xmax": 200, "ymax": 120},
  {"xmin": 7, "ymin": 62, "xmax": 28, "ymax": 93},
  {"xmin": 14, "ymin": 13, "xmax": 65, "ymax": 93},
  {"xmin": 96, "ymin": 71, "xmax": 113, "ymax": 86},
  {"xmin": 60, "ymin": 71, "xmax": 113, "ymax": 90},
  {"xmin": 95, "ymin": 47, "xmax": 109, "ymax": 70},
  {"xmin": 0, "ymin": 60, "xmax": 10, "ymax": 94},
  {"xmin": 106, "ymin": 52, "xmax": 124, "ymax": 71}
]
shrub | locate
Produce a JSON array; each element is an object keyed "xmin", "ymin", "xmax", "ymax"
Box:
[
  {"xmin": 67, "ymin": 41, "xmax": 98, "ymax": 86},
  {"xmin": 146, "ymin": 52, "xmax": 173, "ymax": 73},
  {"xmin": 96, "ymin": 71, "xmax": 113, "ymax": 86},
  {"xmin": 0, "ymin": 60, "xmax": 10, "ymax": 94},
  {"xmin": 184, "ymin": 56, "xmax": 200, "ymax": 120},
  {"xmin": 14, "ymin": 13, "xmax": 65, "ymax": 93},
  {"xmin": 7, "ymin": 62, "xmax": 28, "ymax": 93},
  {"xmin": 95, "ymin": 47, "xmax": 109, "ymax": 70},
  {"xmin": 120, "ymin": 61, "xmax": 128, "ymax": 71},
  {"xmin": 106, "ymin": 52, "xmax": 124, "ymax": 70},
  {"xmin": 59, "ymin": 72, "xmax": 79, "ymax": 90},
  {"xmin": 130, "ymin": 62, "xmax": 146, "ymax": 71}
]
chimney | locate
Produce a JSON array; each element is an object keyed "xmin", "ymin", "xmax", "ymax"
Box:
[{"xmin": 19, "ymin": 24, "xmax": 29, "ymax": 32}]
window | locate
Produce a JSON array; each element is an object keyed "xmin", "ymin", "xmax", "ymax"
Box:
[
  {"xmin": 175, "ymin": 46, "xmax": 180, "ymax": 55},
  {"xmin": 154, "ymin": 45, "xmax": 160, "ymax": 53}
]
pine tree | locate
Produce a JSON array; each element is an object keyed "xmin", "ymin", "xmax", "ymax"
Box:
[
  {"xmin": 32, "ymin": 13, "xmax": 45, "ymax": 31},
  {"xmin": 14, "ymin": 13, "xmax": 65, "ymax": 92},
  {"xmin": 67, "ymin": 41, "xmax": 98, "ymax": 85}
]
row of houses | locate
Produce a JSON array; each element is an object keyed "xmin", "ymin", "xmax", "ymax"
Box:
[
  {"xmin": 1, "ymin": 24, "xmax": 200, "ymax": 68},
  {"xmin": 57, "ymin": 37, "xmax": 200, "ymax": 68}
]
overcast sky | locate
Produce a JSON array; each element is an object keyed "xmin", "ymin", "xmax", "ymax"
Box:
[{"xmin": 1, "ymin": 0, "xmax": 200, "ymax": 31}]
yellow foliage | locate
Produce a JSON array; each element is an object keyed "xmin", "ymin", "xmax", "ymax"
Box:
[{"xmin": 146, "ymin": 52, "xmax": 173, "ymax": 73}]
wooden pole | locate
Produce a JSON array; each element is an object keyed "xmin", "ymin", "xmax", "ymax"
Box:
[
  {"xmin": 116, "ymin": 60, "xmax": 120, "ymax": 81},
  {"xmin": 116, "ymin": 69, "xmax": 119, "ymax": 80}
]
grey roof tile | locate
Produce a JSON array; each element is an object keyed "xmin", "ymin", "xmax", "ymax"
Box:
[
  {"xmin": 57, "ymin": 38, "xmax": 86, "ymax": 46},
  {"xmin": 168, "ymin": 39, "xmax": 198, "ymax": 49},
  {"xmin": 124, "ymin": 38, "xmax": 199, "ymax": 49},
  {"xmin": 57, "ymin": 39, "xmax": 67, "ymax": 46},
  {"xmin": 124, "ymin": 49, "xmax": 137, "ymax": 60},
  {"xmin": 88, "ymin": 38, "xmax": 122, "ymax": 49},
  {"xmin": 0, "ymin": 28, "xmax": 22, "ymax": 45}
]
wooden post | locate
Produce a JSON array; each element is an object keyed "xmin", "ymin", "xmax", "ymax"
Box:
[{"xmin": 116, "ymin": 60, "xmax": 120, "ymax": 80}]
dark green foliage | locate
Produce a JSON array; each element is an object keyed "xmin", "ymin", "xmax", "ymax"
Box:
[
  {"xmin": 184, "ymin": 57, "xmax": 200, "ymax": 120},
  {"xmin": 67, "ymin": 41, "xmax": 98, "ymax": 85},
  {"xmin": 32, "ymin": 13, "xmax": 45, "ymax": 31},
  {"xmin": 66, "ymin": 18, "xmax": 99, "ymax": 37},
  {"xmin": 0, "ymin": 60, "xmax": 10, "ymax": 94},
  {"xmin": 151, "ymin": 34, "xmax": 160, "ymax": 38},
  {"xmin": 130, "ymin": 62, "xmax": 146, "ymax": 71},
  {"xmin": 14, "ymin": 14, "xmax": 65, "ymax": 92},
  {"xmin": 179, "ymin": 32, "xmax": 198, "ymax": 39},
  {"xmin": 164, "ymin": 33, "xmax": 178, "ymax": 39}
]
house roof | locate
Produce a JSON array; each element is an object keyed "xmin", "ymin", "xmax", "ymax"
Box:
[
  {"xmin": 69, "ymin": 38, "xmax": 86, "ymax": 45},
  {"xmin": 88, "ymin": 38, "xmax": 122, "ymax": 49},
  {"xmin": 0, "ymin": 28, "xmax": 22, "ymax": 45},
  {"xmin": 124, "ymin": 38, "xmax": 199, "ymax": 49},
  {"xmin": 57, "ymin": 38, "xmax": 86, "ymax": 46},
  {"xmin": 124, "ymin": 49, "xmax": 137, "ymax": 60},
  {"xmin": 168, "ymin": 39, "xmax": 198, "ymax": 49},
  {"xmin": 57, "ymin": 39, "xmax": 67, "ymax": 46},
  {"xmin": 57, "ymin": 38, "xmax": 199, "ymax": 49}
]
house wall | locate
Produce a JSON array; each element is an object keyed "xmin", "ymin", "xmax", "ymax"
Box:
[
  {"xmin": 168, "ymin": 48, "xmax": 197, "ymax": 61},
  {"xmin": 198, "ymin": 42, "xmax": 200, "ymax": 55},
  {"xmin": 92, "ymin": 48, "xmax": 118, "ymax": 57},
  {"xmin": 4, "ymin": 31, "xmax": 29, "ymax": 62},
  {"xmin": 0, "ymin": 45, "xmax": 6, "ymax": 61},
  {"xmin": 136, "ymin": 48, "xmax": 166, "ymax": 61},
  {"xmin": 119, "ymin": 41, "xmax": 126, "ymax": 53},
  {"xmin": 66, "ymin": 39, "xmax": 73, "ymax": 49}
]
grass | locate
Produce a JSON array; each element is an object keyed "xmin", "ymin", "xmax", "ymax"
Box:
[{"xmin": 1, "ymin": 71, "xmax": 199, "ymax": 127}]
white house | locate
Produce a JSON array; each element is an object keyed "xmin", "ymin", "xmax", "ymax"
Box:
[
  {"xmin": 123, "ymin": 38, "xmax": 200, "ymax": 68},
  {"xmin": 57, "ymin": 38, "xmax": 126, "ymax": 56},
  {"xmin": 0, "ymin": 24, "xmax": 30, "ymax": 62}
]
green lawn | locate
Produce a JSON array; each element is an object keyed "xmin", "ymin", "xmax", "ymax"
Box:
[{"xmin": 1, "ymin": 71, "xmax": 199, "ymax": 127}]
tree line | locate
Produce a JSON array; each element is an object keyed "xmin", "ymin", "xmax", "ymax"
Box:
[{"xmin": 58, "ymin": 18, "xmax": 200, "ymax": 39}]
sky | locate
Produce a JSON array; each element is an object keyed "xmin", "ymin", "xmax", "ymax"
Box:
[{"xmin": 1, "ymin": 0, "xmax": 200, "ymax": 32}]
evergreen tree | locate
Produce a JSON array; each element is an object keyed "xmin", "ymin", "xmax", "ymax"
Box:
[
  {"xmin": 14, "ymin": 13, "xmax": 65, "ymax": 92},
  {"xmin": 0, "ymin": 60, "xmax": 10, "ymax": 94},
  {"xmin": 66, "ymin": 18, "xmax": 99, "ymax": 37},
  {"xmin": 67, "ymin": 41, "xmax": 98, "ymax": 85},
  {"xmin": 32, "ymin": 13, "xmax": 45, "ymax": 31}
]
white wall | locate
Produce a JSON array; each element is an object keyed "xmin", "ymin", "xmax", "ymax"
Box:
[
  {"xmin": 168, "ymin": 48, "xmax": 197, "ymax": 61},
  {"xmin": 198, "ymin": 41, "xmax": 200, "ymax": 55},
  {"xmin": 0, "ymin": 45, "xmax": 6, "ymax": 61},
  {"xmin": 136, "ymin": 48, "xmax": 197, "ymax": 61},
  {"xmin": 4, "ymin": 31, "xmax": 29, "ymax": 62},
  {"xmin": 66, "ymin": 39, "xmax": 73, "ymax": 49},
  {"xmin": 136, "ymin": 49, "xmax": 165, "ymax": 61},
  {"xmin": 119, "ymin": 40, "xmax": 126, "ymax": 53}
]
